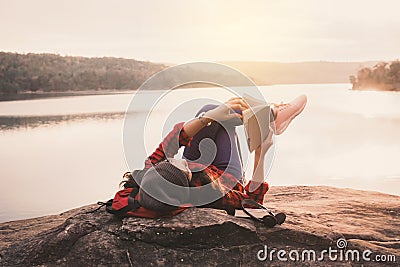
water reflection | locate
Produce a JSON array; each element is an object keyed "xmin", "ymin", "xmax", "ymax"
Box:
[
  {"xmin": 1, "ymin": 86, "xmax": 399, "ymax": 223},
  {"xmin": 0, "ymin": 112, "xmax": 126, "ymax": 130}
]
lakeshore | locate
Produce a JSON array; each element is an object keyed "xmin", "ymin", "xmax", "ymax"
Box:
[{"xmin": 1, "ymin": 186, "xmax": 398, "ymax": 266}]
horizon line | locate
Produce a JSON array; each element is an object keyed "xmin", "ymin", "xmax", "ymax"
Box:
[{"xmin": 1, "ymin": 50, "xmax": 394, "ymax": 65}]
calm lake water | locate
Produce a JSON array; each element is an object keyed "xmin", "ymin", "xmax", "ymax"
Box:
[{"xmin": 1, "ymin": 84, "xmax": 400, "ymax": 223}]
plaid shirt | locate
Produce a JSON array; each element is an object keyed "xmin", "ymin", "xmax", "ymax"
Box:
[{"xmin": 144, "ymin": 122, "xmax": 269, "ymax": 210}]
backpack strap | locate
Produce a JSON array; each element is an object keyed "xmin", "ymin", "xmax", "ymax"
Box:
[
  {"xmin": 241, "ymin": 199, "xmax": 275, "ymax": 220},
  {"xmin": 86, "ymin": 187, "xmax": 142, "ymax": 216},
  {"xmin": 241, "ymin": 199, "xmax": 278, "ymax": 227},
  {"xmin": 85, "ymin": 200, "xmax": 113, "ymax": 214}
]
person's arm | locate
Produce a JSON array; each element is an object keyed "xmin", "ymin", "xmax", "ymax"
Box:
[
  {"xmin": 144, "ymin": 122, "xmax": 190, "ymax": 168},
  {"xmin": 247, "ymin": 130, "xmax": 274, "ymax": 192},
  {"xmin": 182, "ymin": 97, "xmax": 248, "ymax": 137},
  {"xmin": 145, "ymin": 97, "xmax": 249, "ymax": 168},
  {"xmin": 217, "ymin": 130, "xmax": 274, "ymax": 209}
]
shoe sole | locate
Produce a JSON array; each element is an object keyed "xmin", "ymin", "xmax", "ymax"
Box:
[{"xmin": 275, "ymin": 99, "xmax": 307, "ymax": 135}]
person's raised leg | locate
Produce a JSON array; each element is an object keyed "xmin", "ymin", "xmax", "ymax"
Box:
[
  {"xmin": 210, "ymin": 124, "xmax": 243, "ymax": 179},
  {"xmin": 271, "ymin": 95, "xmax": 307, "ymax": 135}
]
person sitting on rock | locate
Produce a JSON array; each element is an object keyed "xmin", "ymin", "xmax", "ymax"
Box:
[{"xmin": 121, "ymin": 95, "xmax": 307, "ymax": 215}]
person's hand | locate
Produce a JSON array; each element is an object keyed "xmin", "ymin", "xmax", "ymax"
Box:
[{"xmin": 204, "ymin": 97, "xmax": 249, "ymax": 123}]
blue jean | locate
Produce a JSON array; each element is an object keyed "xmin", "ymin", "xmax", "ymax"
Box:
[{"xmin": 183, "ymin": 104, "xmax": 243, "ymax": 180}]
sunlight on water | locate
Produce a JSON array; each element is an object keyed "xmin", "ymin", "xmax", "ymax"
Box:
[{"xmin": 0, "ymin": 84, "xmax": 399, "ymax": 222}]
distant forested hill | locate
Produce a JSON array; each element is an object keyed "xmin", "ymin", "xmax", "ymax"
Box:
[
  {"xmin": 0, "ymin": 52, "xmax": 383, "ymax": 96},
  {"xmin": 0, "ymin": 52, "xmax": 166, "ymax": 94},
  {"xmin": 222, "ymin": 61, "xmax": 377, "ymax": 85}
]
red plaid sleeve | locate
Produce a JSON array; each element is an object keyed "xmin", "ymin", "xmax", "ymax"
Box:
[
  {"xmin": 144, "ymin": 122, "xmax": 192, "ymax": 168},
  {"xmin": 220, "ymin": 180, "xmax": 269, "ymax": 209},
  {"xmin": 204, "ymin": 165, "xmax": 269, "ymax": 209},
  {"xmin": 244, "ymin": 181, "xmax": 269, "ymax": 204}
]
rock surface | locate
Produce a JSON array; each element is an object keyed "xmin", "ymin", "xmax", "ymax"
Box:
[{"xmin": 0, "ymin": 186, "xmax": 399, "ymax": 266}]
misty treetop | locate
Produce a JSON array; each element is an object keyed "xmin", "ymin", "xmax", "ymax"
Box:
[
  {"xmin": 0, "ymin": 52, "xmax": 166, "ymax": 94},
  {"xmin": 350, "ymin": 61, "xmax": 400, "ymax": 91}
]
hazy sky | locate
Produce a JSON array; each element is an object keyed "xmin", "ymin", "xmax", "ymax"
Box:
[{"xmin": 1, "ymin": 0, "xmax": 399, "ymax": 63}]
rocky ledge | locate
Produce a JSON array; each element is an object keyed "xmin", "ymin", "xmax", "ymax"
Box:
[{"xmin": 0, "ymin": 186, "xmax": 399, "ymax": 266}]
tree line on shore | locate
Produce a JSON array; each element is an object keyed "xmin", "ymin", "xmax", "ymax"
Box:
[
  {"xmin": 0, "ymin": 52, "xmax": 166, "ymax": 94},
  {"xmin": 350, "ymin": 61, "xmax": 400, "ymax": 91},
  {"xmin": 2, "ymin": 52, "xmax": 399, "ymax": 94}
]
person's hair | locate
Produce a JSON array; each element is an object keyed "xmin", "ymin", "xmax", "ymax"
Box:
[{"xmin": 120, "ymin": 169, "xmax": 147, "ymax": 188}]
